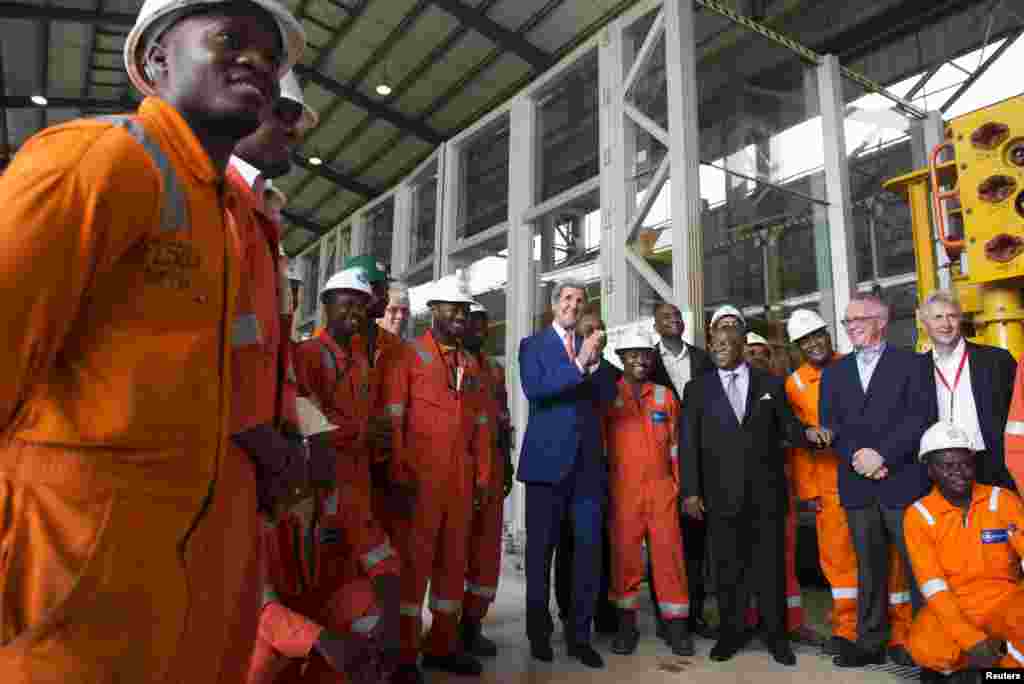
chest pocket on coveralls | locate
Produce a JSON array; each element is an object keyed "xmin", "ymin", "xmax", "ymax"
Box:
[{"xmin": 650, "ymin": 386, "xmax": 671, "ymax": 449}]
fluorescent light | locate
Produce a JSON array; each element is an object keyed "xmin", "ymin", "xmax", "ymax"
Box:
[
  {"xmin": 30, "ymin": 94, "xmax": 48, "ymax": 106},
  {"xmin": 309, "ymin": 156, "xmax": 323, "ymax": 166},
  {"xmin": 375, "ymin": 83, "xmax": 393, "ymax": 96}
]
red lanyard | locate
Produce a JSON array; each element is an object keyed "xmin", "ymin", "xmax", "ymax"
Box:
[{"xmin": 935, "ymin": 347, "xmax": 968, "ymax": 408}]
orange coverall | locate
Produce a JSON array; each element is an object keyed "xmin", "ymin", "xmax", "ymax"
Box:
[
  {"xmin": 605, "ymin": 381, "xmax": 690, "ymax": 620},
  {"xmin": 1005, "ymin": 359, "xmax": 1024, "ymax": 492},
  {"xmin": 785, "ymin": 360, "xmax": 911, "ymax": 645},
  {"xmin": 248, "ymin": 489, "xmax": 394, "ymax": 683},
  {"xmin": 904, "ymin": 484, "xmax": 1024, "ymax": 671},
  {"xmin": 0, "ymin": 98, "xmax": 242, "ymax": 683},
  {"xmin": 464, "ymin": 354, "xmax": 508, "ymax": 620},
  {"xmin": 293, "ymin": 329, "xmax": 398, "ymax": 580},
  {"xmin": 382, "ymin": 330, "xmax": 490, "ymax": 664}
]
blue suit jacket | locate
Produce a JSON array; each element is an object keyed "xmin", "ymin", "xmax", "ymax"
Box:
[
  {"xmin": 517, "ymin": 327, "xmax": 618, "ymax": 485},
  {"xmin": 819, "ymin": 345, "xmax": 936, "ymax": 508}
]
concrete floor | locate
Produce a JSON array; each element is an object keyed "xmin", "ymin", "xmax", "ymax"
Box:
[{"xmin": 424, "ymin": 554, "xmax": 919, "ymax": 684}]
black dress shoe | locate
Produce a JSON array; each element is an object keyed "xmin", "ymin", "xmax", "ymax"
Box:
[
  {"xmin": 421, "ymin": 651, "xmax": 483, "ymax": 676},
  {"xmin": 823, "ymin": 636, "xmax": 853, "ymax": 656},
  {"xmin": 568, "ymin": 642, "xmax": 605, "ymax": 669},
  {"xmin": 530, "ymin": 639, "xmax": 554, "ymax": 662},
  {"xmin": 769, "ymin": 640, "xmax": 797, "ymax": 666},
  {"xmin": 888, "ymin": 645, "xmax": 916, "ymax": 667},
  {"xmin": 710, "ymin": 635, "xmax": 746, "ymax": 662},
  {"xmin": 833, "ymin": 641, "xmax": 886, "ymax": 668},
  {"xmin": 460, "ymin": 620, "xmax": 498, "ymax": 657}
]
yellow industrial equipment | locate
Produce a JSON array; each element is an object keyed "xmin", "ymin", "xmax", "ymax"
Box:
[{"xmin": 884, "ymin": 94, "xmax": 1024, "ymax": 358}]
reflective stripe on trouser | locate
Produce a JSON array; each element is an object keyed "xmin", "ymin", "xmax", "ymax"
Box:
[
  {"xmin": 784, "ymin": 507, "xmax": 804, "ymax": 631},
  {"xmin": 392, "ymin": 481, "xmax": 474, "ymax": 664},
  {"xmin": 464, "ymin": 479, "xmax": 504, "ymax": 619},
  {"xmin": 609, "ymin": 481, "xmax": 689, "ymax": 616},
  {"xmin": 0, "ymin": 440, "xmax": 218, "ymax": 683},
  {"xmin": 908, "ymin": 586, "xmax": 1024, "ymax": 671}
]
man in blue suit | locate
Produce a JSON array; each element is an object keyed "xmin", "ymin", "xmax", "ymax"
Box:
[
  {"xmin": 518, "ymin": 279, "xmax": 617, "ymax": 668},
  {"xmin": 819, "ymin": 293, "xmax": 936, "ymax": 667}
]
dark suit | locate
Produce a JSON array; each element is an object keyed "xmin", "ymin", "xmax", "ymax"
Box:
[
  {"xmin": 818, "ymin": 345, "xmax": 934, "ymax": 652},
  {"xmin": 518, "ymin": 327, "xmax": 617, "ymax": 645},
  {"xmin": 648, "ymin": 341, "xmax": 714, "ymax": 628},
  {"xmin": 921, "ymin": 340, "xmax": 1017, "ymax": 489},
  {"xmin": 680, "ymin": 365, "xmax": 808, "ymax": 640}
]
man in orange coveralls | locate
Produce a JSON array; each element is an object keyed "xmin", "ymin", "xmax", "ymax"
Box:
[
  {"xmin": 906, "ymin": 422, "xmax": 1024, "ymax": 681},
  {"xmin": 0, "ymin": 0, "xmax": 305, "ymax": 680},
  {"xmin": 604, "ymin": 330, "xmax": 693, "ymax": 657},
  {"xmin": 382, "ymin": 276, "xmax": 492, "ymax": 684},
  {"xmin": 783, "ymin": 309, "xmax": 914, "ymax": 663},
  {"xmin": 290, "ymin": 266, "xmax": 401, "ymax": 672},
  {"xmin": 460, "ymin": 302, "xmax": 515, "ymax": 657},
  {"xmin": 1004, "ymin": 359, "xmax": 1024, "ymax": 492}
]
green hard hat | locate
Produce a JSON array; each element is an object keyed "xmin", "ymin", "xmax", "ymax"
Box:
[{"xmin": 343, "ymin": 255, "xmax": 389, "ymax": 283}]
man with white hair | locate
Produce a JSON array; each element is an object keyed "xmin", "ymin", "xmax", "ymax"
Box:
[
  {"xmin": 918, "ymin": 290, "xmax": 1017, "ymax": 490},
  {"xmin": 378, "ymin": 282, "xmax": 411, "ymax": 338},
  {"xmin": 0, "ymin": 0, "xmax": 304, "ymax": 679}
]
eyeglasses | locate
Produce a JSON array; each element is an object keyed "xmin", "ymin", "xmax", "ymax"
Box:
[{"xmin": 841, "ymin": 316, "xmax": 880, "ymax": 327}]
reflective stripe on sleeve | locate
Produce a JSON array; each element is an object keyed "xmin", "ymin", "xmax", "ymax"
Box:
[
  {"xmin": 351, "ymin": 615, "xmax": 380, "ymax": 634},
  {"xmin": 914, "ymin": 501, "xmax": 936, "ymax": 526},
  {"xmin": 791, "ymin": 372, "xmax": 805, "ymax": 392},
  {"xmin": 654, "ymin": 386, "xmax": 665, "ymax": 405},
  {"xmin": 386, "ymin": 403, "xmax": 404, "ymax": 417},
  {"xmin": 786, "ymin": 595, "xmax": 802, "ymax": 608},
  {"xmin": 1009, "ymin": 641, "xmax": 1024, "ymax": 665},
  {"xmin": 1007, "ymin": 421, "xmax": 1024, "ymax": 437},
  {"xmin": 991, "ymin": 486, "xmax": 1002, "ymax": 512},
  {"xmin": 920, "ymin": 578, "xmax": 949, "ymax": 598},
  {"xmin": 670, "ymin": 444, "xmax": 678, "ymax": 461},
  {"xmin": 889, "ymin": 591, "xmax": 911, "ymax": 605},
  {"xmin": 832, "ymin": 588, "xmax": 858, "ymax": 600}
]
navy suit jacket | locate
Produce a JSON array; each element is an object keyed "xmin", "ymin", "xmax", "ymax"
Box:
[
  {"xmin": 920, "ymin": 341, "xmax": 1018, "ymax": 489},
  {"xmin": 819, "ymin": 345, "xmax": 935, "ymax": 508},
  {"xmin": 517, "ymin": 326, "xmax": 618, "ymax": 485}
]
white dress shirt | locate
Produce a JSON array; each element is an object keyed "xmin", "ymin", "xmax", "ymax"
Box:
[
  {"xmin": 933, "ymin": 337, "xmax": 985, "ymax": 451},
  {"xmin": 659, "ymin": 341, "xmax": 692, "ymax": 395},
  {"xmin": 718, "ymin": 363, "xmax": 750, "ymax": 419},
  {"xmin": 856, "ymin": 342, "xmax": 887, "ymax": 392}
]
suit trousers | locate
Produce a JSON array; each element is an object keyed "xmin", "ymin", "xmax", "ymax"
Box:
[
  {"xmin": 846, "ymin": 501, "xmax": 922, "ymax": 652},
  {"xmin": 525, "ymin": 454, "xmax": 605, "ymax": 646},
  {"xmin": 708, "ymin": 495, "xmax": 786, "ymax": 641},
  {"xmin": 555, "ymin": 517, "xmax": 615, "ymax": 628}
]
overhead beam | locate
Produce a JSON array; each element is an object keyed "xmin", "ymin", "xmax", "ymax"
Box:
[
  {"xmin": 0, "ymin": 3, "xmax": 134, "ymax": 25},
  {"xmin": 281, "ymin": 208, "xmax": 330, "ymax": 236},
  {"xmin": 0, "ymin": 95, "xmax": 129, "ymax": 109},
  {"xmin": 291, "ymin": 153, "xmax": 378, "ymax": 197},
  {"xmin": 940, "ymin": 29, "xmax": 1022, "ymax": 112},
  {"xmin": 428, "ymin": 0, "xmax": 554, "ymax": 70},
  {"xmin": 292, "ymin": 65, "xmax": 444, "ymax": 145}
]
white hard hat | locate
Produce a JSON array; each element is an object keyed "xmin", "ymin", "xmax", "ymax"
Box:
[
  {"xmin": 616, "ymin": 330, "xmax": 656, "ymax": 353},
  {"xmin": 124, "ymin": 0, "xmax": 305, "ymax": 98},
  {"xmin": 788, "ymin": 309, "xmax": 828, "ymax": 343},
  {"xmin": 745, "ymin": 332, "xmax": 769, "ymax": 347},
  {"xmin": 470, "ymin": 302, "xmax": 487, "ymax": 314},
  {"xmin": 279, "ymin": 70, "xmax": 319, "ymax": 130},
  {"xmin": 320, "ymin": 267, "xmax": 372, "ymax": 298},
  {"xmin": 426, "ymin": 277, "xmax": 477, "ymax": 307},
  {"xmin": 919, "ymin": 422, "xmax": 975, "ymax": 461},
  {"xmin": 711, "ymin": 305, "xmax": 745, "ymax": 329}
]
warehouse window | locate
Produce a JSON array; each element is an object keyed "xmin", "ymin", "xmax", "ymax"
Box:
[
  {"xmin": 536, "ymin": 51, "xmax": 599, "ymax": 202},
  {"xmin": 458, "ymin": 116, "xmax": 510, "ymax": 240}
]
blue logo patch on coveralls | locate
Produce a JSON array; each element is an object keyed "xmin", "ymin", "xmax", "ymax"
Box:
[
  {"xmin": 981, "ymin": 528, "xmax": 1009, "ymax": 544},
  {"xmin": 651, "ymin": 411, "xmax": 668, "ymax": 423}
]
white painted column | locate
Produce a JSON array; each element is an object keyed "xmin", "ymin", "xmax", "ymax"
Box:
[
  {"xmin": 818, "ymin": 54, "xmax": 857, "ymax": 353},
  {"xmin": 439, "ymin": 141, "xmax": 460, "ymax": 279},
  {"xmin": 393, "ymin": 183, "xmax": 413, "ymax": 277},
  {"xmin": 506, "ymin": 95, "xmax": 538, "ymax": 548},
  {"xmin": 599, "ymin": 24, "xmax": 630, "ymax": 327},
  {"xmin": 350, "ymin": 210, "xmax": 367, "ymax": 257},
  {"xmin": 665, "ymin": 0, "xmax": 705, "ymax": 344}
]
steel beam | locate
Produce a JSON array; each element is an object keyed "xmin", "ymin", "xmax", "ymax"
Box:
[
  {"xmin": 291, "ymin": 154, "xmax": 378, "ymax": 197},
  {"xmin": 292, "ymin": 66, "xmax": 444, "ymax": 145},
  {"xmin": 940, "ymin": 29, "xmax": 1022, "ymax": 112},
  {"xmin": 0, "ymin": 3, "xmax": 133, "ymax": 25},
  {"xmin": 428, "ymin": 0, "xmax": 553, "ymax": 70},
  {"xmin": 281, "ymin": 208, "xmax": 330, "ymax": 235},
  {"xmin": 0, "ymin": 95, "xmax": 128, "ymax": 109}
]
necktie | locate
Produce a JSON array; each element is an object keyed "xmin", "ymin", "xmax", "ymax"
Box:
[
  {"xmin": 564, "ymin": 331, "xmax": 576, "ymax": 362},
  {"xmin": 726, "ymin": 371, "xmax": 744, "ymax": 422}
]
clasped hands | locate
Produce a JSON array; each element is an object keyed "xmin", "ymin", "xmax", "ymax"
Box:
[
  {"xmin": 852, "ymin": 447, "xmax": 888, "ymax": 480},
  {"xmin": 574, "ymin": 329, "xmax": 606, "ymax": 369}
]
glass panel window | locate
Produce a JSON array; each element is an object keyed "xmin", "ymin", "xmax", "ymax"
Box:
[
  {"xmin": 536, "ymin": 51, "xmax": 599, "ymax": 202},
  {"xmin": 366, "ymin": 199, "xmax": 395, "ymax": 273},
  {"xmin": 301, "ymin": 245, "xmax": 320, "ymax": 319},
  {"xmin": 411, "ymin": 172, "xmax": 437, "ymax": 267},
  {"xmin": 321, "ymin": 234, "xmax": 337, "ymax": 282},
  {"xmin": 459, "ymin": 116, "xmax": 510, "ymax": 240}
]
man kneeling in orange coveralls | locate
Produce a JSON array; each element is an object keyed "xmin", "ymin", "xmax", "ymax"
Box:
[{"xmin": 906, "ymin": 422, "xmax": 1024, "ymax": 683}]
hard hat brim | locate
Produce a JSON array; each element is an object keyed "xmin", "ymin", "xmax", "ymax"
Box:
[
  {"xmin": 125, "ymin": 0, "xmax": 305, "ymax": 98},
  {"xmin": 792, "ymin": 324, "xmax": 828, "ymax": 343}
]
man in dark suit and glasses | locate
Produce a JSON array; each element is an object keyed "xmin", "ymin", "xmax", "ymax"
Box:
[
  {"xmin": 819, "ymin": 293, "xmax": 935, "ymax": 667},
  {"xmin": 517, "ymin": 279, "xmax": 617, "ymax": 668},
  {"xmin": 918, "ymin": 290, "xmax": 1017, "ymax": 490},
  {"xmin": 646, "ymin": 302, "xmax": 715, "ymax": 640},
  {"xmin": 680, "ymin": 326, "xmax": 823, "ymax": 665}
]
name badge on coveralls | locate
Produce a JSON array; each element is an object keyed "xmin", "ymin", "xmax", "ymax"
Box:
[
  {"xmin": 651, "ymin": 411, "xmax": 668, "ymax": 423},
  {"xmin": 982, "ymin": 529, "xmax": 1009, "ymax": 544}
]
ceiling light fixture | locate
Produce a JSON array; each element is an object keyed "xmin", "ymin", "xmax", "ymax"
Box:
[
  {"xmin": 309, "ymin": 155, "xmax": 323, "ymax": 166},
  {"xmin": 30, "ymin": 94, "xmax": 48, "ymax": 106},
  {"xmin": 375, "ymin": 82, "xmax": 392, "ymax": 97},
  {"xmin": 376, "ymin": 62, "xmax": 393, "ymax": 97}
]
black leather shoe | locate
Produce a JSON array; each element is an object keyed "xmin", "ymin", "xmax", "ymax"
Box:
[
  {"xmin": 770, "ymin": 640, "xmax": 797, "ymax": 666},
  {"xmin": 391, "ymin": 664, "xmax": 425, "ymax": 684},
  {"xmin": 710, "ymin": 635, "xmax": 747, "ymax": 662},
  {"xmin": 460, "ymin": 620, "xmax": 498, "ymax": 657},
  {"xmin": 530, "ymin": 639, "xmax": 554, "ymax": 662},
  {"xmin": 823, "ymin": 636, "xmax": 853, "ymax": 656},
  {"xmin": 568, "ymin": 642, "xmax": 605, "ymax": 668},
  {"xmin": 421, "ymin": 652, "xmax": 483, "ymax": 676},
  {"xmin": 833, "ymin": 641, "xmax": 886, "ymax": 668},
  {"xmin": 666, "ymin": 620, "xmax": 695, "ymax": 657},
  {"xmin": 888, "ymin": 645, "xmax": 916, "ymax": 667}
]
